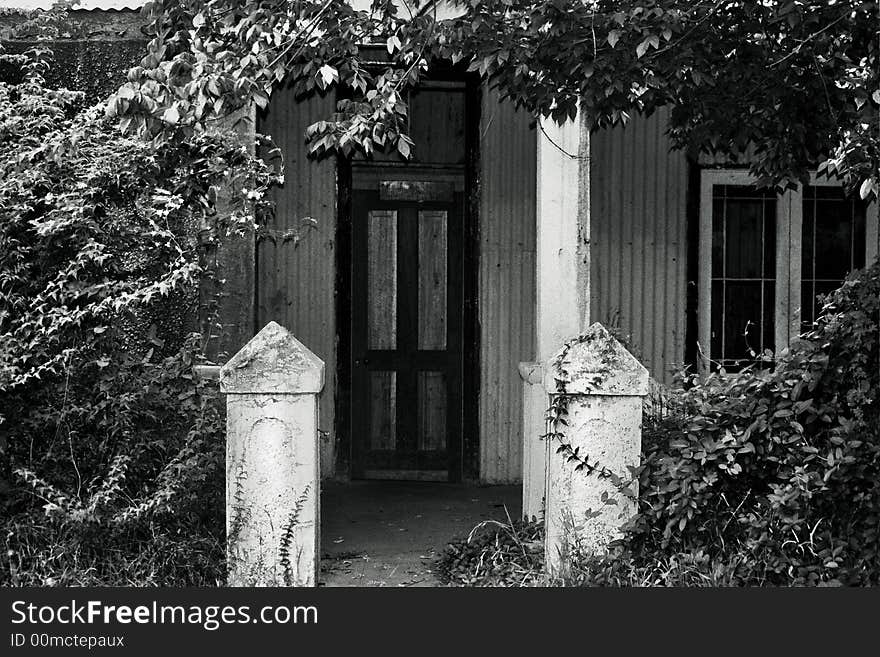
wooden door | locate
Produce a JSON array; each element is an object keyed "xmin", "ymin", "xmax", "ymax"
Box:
[{"xmin": 351, "ymin": 182, "xmax": 463, "ymax": 481}]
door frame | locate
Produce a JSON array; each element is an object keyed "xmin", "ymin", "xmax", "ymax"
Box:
[
  {"xmin": 334, "ymin": 72, "xmax": 482, "ymax": 482},
  {"xmin": 350, "ymin": 189, "xmax": 464, "ymax": 480}
]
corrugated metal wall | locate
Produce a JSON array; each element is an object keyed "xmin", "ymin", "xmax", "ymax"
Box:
[
  {"xmin": 478, "ymin": 87, "xmax": 537, "ymax": 483},
  {"xmin": 257, "ymin": 90, "xmax": 338, "ymax": 475},
  {"xmin": 589, "ymin": 107, "xmax": 689, "ymax": 382}
]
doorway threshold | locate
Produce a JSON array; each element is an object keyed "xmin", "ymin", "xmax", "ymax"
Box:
[{"xmin": 320, "ymin": 480, "xmax": 522, "ymax": 587}]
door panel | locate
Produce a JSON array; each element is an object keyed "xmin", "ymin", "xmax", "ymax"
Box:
[
  {"xmin": 368, "ymin": 371, "xmax": 397, "ymax": 450},
  {"xmin": 351, "ymin": 186, "xmax": 463, "ymax": 480},
  {"xmin": 417, "ymin": 210, "xmax": 448, "ymax": 350},
  {"xmin": 417, "ymin": 371, "xmax": 447, "ymax": 452},
  {"xmin": 367, "ymin": 210, "xmax": 398, "ymax": 350}
]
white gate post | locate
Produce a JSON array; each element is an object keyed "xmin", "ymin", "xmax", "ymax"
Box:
[
  {"xmin": 543, "ymin": 323, "xmax": 648, "ymax": 579},
  {"xmin": 521, "ymin": 111, "xmax": 591, "ymax": 521},
  {"xmin": 220, "ymin": 321, "xmax": 324, "ymax": 586}
]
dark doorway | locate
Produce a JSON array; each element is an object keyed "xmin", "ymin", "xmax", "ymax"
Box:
[
  {"xmin": 342, "ymin": 78, "xmax": 475, "ymax": 482},
  {"xmin": 350, "ymin": 183, "xmax": 464, "ymax": 480}
]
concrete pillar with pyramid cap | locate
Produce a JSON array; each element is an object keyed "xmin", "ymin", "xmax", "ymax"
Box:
[
  {"xmin": 220, "ymin": 321, "xmax": 324, "ymax": 586},
  {"xmin": 543, "ymin": 323, "xmax": 648, "ymax": 578}
]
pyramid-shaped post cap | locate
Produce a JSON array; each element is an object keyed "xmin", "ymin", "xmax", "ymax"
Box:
[
  {"xmin": 544, "ymin": 323, "xmax": 648, "ymax": 396},
  {"xmin": 220, "ymin": 321, "xmax": 324, "ymax": 394}
]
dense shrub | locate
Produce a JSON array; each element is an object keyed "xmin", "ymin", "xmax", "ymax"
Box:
[
  {"xmin": 575, "ymin": 260, "xmax": 880, "ymax": 586},
  {"xmin": 0, "ymin": 48, "xmax": 276, "ymax": 585},
  {"xmin": 444, "ymin": 262, "xmax": 878, "ymax": 587}
]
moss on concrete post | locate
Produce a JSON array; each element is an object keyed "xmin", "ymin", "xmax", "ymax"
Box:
[
  {"xmin": 220, "ymin": 321, "xmax": 324, "ymax": 586},
  {"xmin": 543, "ymin": 323, "xmax": 648, "ymax": 579}
]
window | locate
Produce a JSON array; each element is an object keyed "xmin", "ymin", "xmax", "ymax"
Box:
[
  {"xmin": 800, "ymin": 185, "xmax": 867, "ymax": 327},
  {"xmin": 699, "ymin": 170, "xmax": 878, "ymax": 372},
  {"xmin": 709, "ymin": 184, "xmax": 777, "ymax": 368}
]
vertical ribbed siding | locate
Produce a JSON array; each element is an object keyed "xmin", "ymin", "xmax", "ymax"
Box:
[
  {"xmin": 257, "ymin": 90, "xmax": 338, "ymax": 475},
  {"xmin": 589, "ymin": 107, "xmax": 688, "ymax": 381},
  {"xmin": 478, "ymin": 87, "xmax": 537, "ymax": 483}
]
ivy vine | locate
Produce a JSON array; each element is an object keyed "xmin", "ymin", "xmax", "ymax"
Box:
[{"xmin": 541, "ymin": 332, "xmax": 639, "ymax": 503}]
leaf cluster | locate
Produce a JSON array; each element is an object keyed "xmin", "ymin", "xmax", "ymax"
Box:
[
  {"xmin": 110, "ymin": 0, "xmax": 878, "ymax": 196},
  {"xmin": 436, "ymin": 515, "xmax": 544, "ymax": 587},
  {"xmin": 602, "ymin": 261, "xmax": 880, "ymax": 585},
  {"xmin": 0, "ymin": 50, "xmax": 277, "ymax": 585}
]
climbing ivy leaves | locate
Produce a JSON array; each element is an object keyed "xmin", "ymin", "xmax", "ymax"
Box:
[
  {"xmin": 109, "ymin": 0, "xmax": 878, "ymax": 199},
  {"xmin": 449, "ymin": 0, "xmax": 878, "ymax": 196}
]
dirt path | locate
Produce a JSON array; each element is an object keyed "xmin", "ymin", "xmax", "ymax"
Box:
[{"xmin": 319, "ymin": 481, "xmax": 521, "ymax": 587}]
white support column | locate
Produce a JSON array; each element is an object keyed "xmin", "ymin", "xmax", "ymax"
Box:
[
  {"xmin": 519, "ymin": 360, "xmax": 547, "ymax": 521},
  {"xmin": 520, "ymin": 112, "xmax": 591, "ymax": 520},
  {"xmin": 543, "ymin": 323, "xmax": 648, "ymax": 579},
  {"xmin": 220, "ymin": 321, "xmax": 324, "ymax": 586}
]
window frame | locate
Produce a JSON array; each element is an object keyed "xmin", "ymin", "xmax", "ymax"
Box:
[{"xmin": 698, "ymin": 168, "xmax": 878, "ymax": 373}]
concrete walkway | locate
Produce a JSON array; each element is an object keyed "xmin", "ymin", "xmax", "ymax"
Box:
[{"xmin": 319, "ymin": 481, "xmax": 521, "ymax": 587}]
